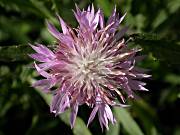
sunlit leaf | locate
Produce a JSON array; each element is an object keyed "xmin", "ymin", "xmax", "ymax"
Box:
[
  {"xmin": 132, "ymin": 100, "xmax": 159, "ymax": 135},
  {"xmin": 106, "ymin": 122, "xmax": 120, "ymax": 135},
  {"xmin": 114, "ymin": 107, "xmax": 144, "ymax": 135}
]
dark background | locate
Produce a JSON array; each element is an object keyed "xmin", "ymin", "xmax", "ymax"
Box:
[{"xmin": 0, "ymin": 0, "xmax": 180, "ymax": 135}]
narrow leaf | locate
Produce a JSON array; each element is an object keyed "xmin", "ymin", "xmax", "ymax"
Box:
[
  {"xmin": 0, "ymin": 45, "xmax": 32, "ymax": 62},
  {"xmin": 106, "ymin": 123, "xmax": 120, "ymax": 135},
  {"xmin": 132, "ymin": 100, "xmax": 159, "ymax": 135},
  {"xmin": 114, "ymin": 107, "xmax": 144, "ymax": 135}
]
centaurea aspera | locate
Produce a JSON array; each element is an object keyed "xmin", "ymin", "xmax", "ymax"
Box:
[{"xmin": 29, "ymin": 4, "xmax": 150, "ymax": 130}]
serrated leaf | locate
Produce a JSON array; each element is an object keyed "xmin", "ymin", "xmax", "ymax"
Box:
[
  {"xmin": 0, "ymin": 44, "xmax": 54, "ymax": 62},
  {"xmin": 114, "ymin": 107, "xmax": 144, "ymax": 135},
  {"xmin": 130, "ymin": 33, "xmax": 180, "ymax": 65},
  {"xmin": 0, "ymin": 45, "xmax": 32, "ymax": 62}
]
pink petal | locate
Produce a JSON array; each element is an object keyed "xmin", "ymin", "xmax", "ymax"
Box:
[
  {"xmin": 104, "ymin": 105, "xmax": 115, "ymax": 124},
  {"xmin": 99, "ymin": 10, "xmax": 104, "ymax": 29},
  {"xmin": 57, "ymin": 14, "xmax": 69, "ymax": 35},
  {"xmin": 50, "ymin": 92, "xmax": 62, "ymax": 114},
  {"xmin": 34, "ymin": 62, "xmax": 51, "ymax": 78},
  {"xmin": 114, "ymin": 26, "xmax": 128, "ymax": 41},
  {"xmin": 119, "ymin": 12, "xmax": 127, "ymax": 24},
  {"xmin": 87, "ymin": 105, "xmax": 99, "ymax": 126},
  {"xmin": 29, "ymin": 44, "xmax": 55, "ymax": 59},
  {"xmin": 46, "ymin": 21, "xmax": 62, "ymax": 40},
  {"xmin": 92, "ymin": 9, "xmax": 100, "ymax": 30},
  {"xmin": 29, "ymin": 53, "xmax": 50, "ymax": 62},
  {"xmin": 98, "ymin": 112, "xmax": 104, "ymax": 132},
  {"xmin": 107, "ymin": 7, "xmax": 116, "ymax": 25},
  {"xmin": 59, "ymin": 93, "xmax": 70, "ymax": 113},
  {"xmin": 70, "ymin": 102, "xmax": 79, "ymax": 128},
  {"xmin": 99, "ymin": 106, "xmax": 109, "ymax": 130},
  {"xmin": 90, "ymin": 4, "xmax": 95, "ymax": 16}
]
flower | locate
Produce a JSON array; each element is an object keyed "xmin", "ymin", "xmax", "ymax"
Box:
[{"xmin": 29, "ymin": 4, "xmax": 150, "ymax": 130}]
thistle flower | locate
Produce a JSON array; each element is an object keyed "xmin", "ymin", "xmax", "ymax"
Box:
[{"xmin": 29, "ymin": 4, "xmax": 150, "ymax": 130}]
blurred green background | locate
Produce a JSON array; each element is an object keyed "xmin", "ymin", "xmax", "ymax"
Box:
[{"xmin": 0, "ymin": 0, "xmax": 180, "ymax": 135}]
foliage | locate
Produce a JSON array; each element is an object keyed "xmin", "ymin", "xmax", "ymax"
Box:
[{"xmin": 0, "ymin": 0, "xmax": 180, "ymax": 135}]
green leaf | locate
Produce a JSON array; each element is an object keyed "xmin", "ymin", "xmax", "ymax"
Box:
[
  {"xmin": 132, "ymin": 100, "xmax": 159, "ymax": 135},
  {"xmin": 106, "ymin": 122, "xmax": 120, "ymax": 135},
  {"xmin": 0, "ymin": 16, "xmax": 31, "ymax": 43},
  {"xmin": 0, "ymin": 0, "xmax": 43, "ymax": 17},
  {"xmin": 165, "ymin": 74, "xmax": 180, "ymax": 85},
  {"xmin": 152, "ymin": 0, "xmax": 180, "ymax": 29},
  {"xmin": 114, "ymin": 107, "xmax": 144, "ymax": 135},
  {"xmin": 50, "ymin": 0, "xmax": 61, "ymax": 13},
  {"xmin": 0, "ymin": 45, "xmax": 32, "ymax": 62},
  {"xmin": 95, "ymin": 0, "xmax": 113, "ymax": 16},
  {"xmin": 130, "ymin": 33, "xmax": 180, "ymax": 65},
  {"xmin": 29, "ymin": 0, "xmax": 57, "ymax": 24},
  {"xmin": 0, "ymin": 44, "xmax": 54, "ymax": 62},
  {"xmin": 73, "ymin": 117, "xmax": 92, "ymax": 135}
]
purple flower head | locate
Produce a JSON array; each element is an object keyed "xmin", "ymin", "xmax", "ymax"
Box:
[{"xmin": 29, "ymin": 4, "xmax": 150, "ymax": 130}]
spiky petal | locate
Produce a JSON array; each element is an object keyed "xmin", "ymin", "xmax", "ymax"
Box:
[{"xmin": 29, "ymin": 4, "xmax": 150, "ymax": 129}]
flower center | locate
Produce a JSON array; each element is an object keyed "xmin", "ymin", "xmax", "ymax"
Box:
[
  {"xmin": 69, "ymin": 54, "xmax": 99, "ymax": 84},
  {"xmin": 81, "ymin": 60, "xmax": 93, "ymax": 74}
]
